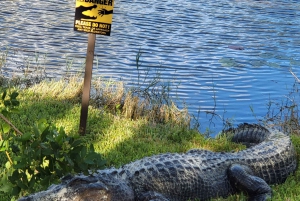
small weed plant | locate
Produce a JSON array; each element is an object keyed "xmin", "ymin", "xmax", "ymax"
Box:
[{"xmin": 0, "ymin": 89, "xmax": 105, "ymax": 200}]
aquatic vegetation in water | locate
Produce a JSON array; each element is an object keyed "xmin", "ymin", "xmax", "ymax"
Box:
[{"xmin": 219, "ymin": 57, "xmax": 238, "ymax": 67}]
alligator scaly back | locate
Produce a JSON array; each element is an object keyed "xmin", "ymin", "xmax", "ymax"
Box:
[{"xmin": 18, "ymin": 123, "xmax": 297, "ymax": 201}]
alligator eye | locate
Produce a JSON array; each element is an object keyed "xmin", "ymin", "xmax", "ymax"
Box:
[
  {"xmin": 68, "ymin": 178, "xmax": 89, "ymax": 187},
  {"xmin": 68, "ymin": 177, "xmax": 97, "ymax": 187}
]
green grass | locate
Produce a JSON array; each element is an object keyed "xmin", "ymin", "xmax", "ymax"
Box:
[{"xmin": 0, "ymin": 78, "xmax": 300, "ymax": 201}]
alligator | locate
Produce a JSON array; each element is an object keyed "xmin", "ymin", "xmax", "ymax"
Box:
[
  {"xmin": 75, "ymin": 5, "xmax": 98, "ymax": 20},
  {"xmin": 18, "ymin": 123, "xmax": 297, "ymax": 201}
]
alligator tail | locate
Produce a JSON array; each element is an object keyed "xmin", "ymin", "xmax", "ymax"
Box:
[{"xmin": 230, "ymin": 123, "xmax": 271, "ymax": 148}]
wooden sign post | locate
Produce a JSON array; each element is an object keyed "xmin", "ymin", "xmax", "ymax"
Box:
[
  {"xmin": 74, "ymin": 0, "xmax": 115, "ymax": 135},
  {"xmin": 79, "ymin": 33, "xmax": 96, "ymax": 135}
]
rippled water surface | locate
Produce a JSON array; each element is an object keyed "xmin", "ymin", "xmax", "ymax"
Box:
[{"xmin": 1, "ymin": 0, "xmax": 300, "ymax": 135}]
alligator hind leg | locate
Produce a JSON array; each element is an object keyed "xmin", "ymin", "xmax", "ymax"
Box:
[{"xmin": 228, "ymin": 164, "xmax": 272, "ymax": 201}]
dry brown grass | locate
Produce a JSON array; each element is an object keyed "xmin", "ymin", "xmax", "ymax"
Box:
[
  {"xmin": 91, "ymin": 77, "xmax": 191, "ymax": 127},
  {"xmin": 122, "ymin": 92, "xmax": 190, "ymax": 126},
  {"xmin": 27, "ymin": 76, "xmax": 83, "ymax": 102}
]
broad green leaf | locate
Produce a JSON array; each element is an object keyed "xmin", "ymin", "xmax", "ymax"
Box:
[
  {"xmin": 90, "ymin": 143, "xmax": 95, "ymax": 152},
  {"xmin": 50, "ymin": 142, "xmax": 60, "ymax": 150},
  {"xmin": 56, "ymin": 127, "xmax": 66, "ymax": 144},
  {"xmin": 42, "ymin": 147, "xmax": 53, "ymax": 156},
  {"xmin": 1, "ymin": 109, "xmax": 9, "ymax": 117},
  {"xmin": 20, "ymin": 132, "xmax": 32, "ymax": 142},
  {"xmin": 33, "ymin": 125, "xmax": 40, "ymax": 137},
  {"xmin": 14, "ymin": 160, "xmax": 27, "ymax": 169},
  {"xmin": 1, "ymin": 122, "xmax": 10, "ymax": 134},
  {"xmin": 1, "ymin": 90, "xmax": 7, "ymax": 100},
  {"xmin": 10, "ymin": 108, "xmax": 19, "ymax": 113},
  {"xmin": 11, "ymin": 100, "xmax": 20, "ymax": 107},
  {"xmin": 11, "ymin": 186, "xmax": 21, "ymax": 196},
  {"xmin": 10, "ymin": 91, "xmax": 19, "ymax": 99},
  {"xmin": 64, "ymin": 155, "xmax": 74, "ymax": 167},
  {"xmin": 4, "ymin": 100, "xmax": 11, "ymax": 107},
  {"xmin": 47, "ymin": 157, "xmax": 54, "ymax": 172},
  {"xmin": 37, "ymin": 119, "xmax": 48, "ymax": 132},
  {"xmin": 84, "ymin": 152, "xmax": 98, "ymax": 164},
  {"xmin": 77, "ymin": 161, "xmax": 88, "ymax": 171},
  {"xmin": 0, "ymin": 140, "xmax": 9, "ymax": 151},
  {"xmin": 0, "ymin": 182, "xmax": 13, "ymax": 193},
  {"xmin": 16, "ymin": 180, "xmax": 28, "ymax": 190},
  {"xmin": 0, "ymin": 171, "xmax": 13, "ymax": 193},
  {"xmin": 0, "ymin": 175, "xmax": 14, "ymax": 193},
  {"xmin": 59, "ymin": 126, "xmax": 66, "ymax": 136},
  {"xmin": 8, "ymin": 171, "xmax": 19, "ymax": 184},
  {"xmin": 30, "ymin": 141, "xmax": 39, "ymax": 149},
  {"xmin": 32, "ymin": 147, "xmax": 41, "ymax": 158},
  {"xmin": 41, "ymin": 127, "xmax": 50, "ymax": 141},
  {"xmin": 97, "ymin": 159, "xmax": 106, "ymax": 168},
  {"xmin": 56, "ymin": 160, "xmax": 66, "ymax": 172},
  {"xmin": 46, "ymin": 131, "xmax": 55, "ymax": 142},
  {"xmin": 71, "ymin": 139, "xmax": 83, "ymax": 147},
  {"xmin": 17, "ymin": 172, "xmax": 28, "ymax": 189},
  {"xmin": 14, "ymin": 156, "xmax": 22, "ymax": 162},
  {"xmin": 40, "ymin": 143, "xmax": 48, "ymax": 149},
  {"xmin": 70, "ymin": 145, "xmax": 84, "ymax": 155},
  {"xmin": 84, "ymin": 158, "xmax": 94, "ymax": 165},
  {"xmin": 80, "ymin": 146, "xmax": 87, "ymax": 157},
  {"xmin": 5, "ymin": 161, "xmax": 11, "ymax": 169},
  {"xmin": 11, "ymin": 144, "xmax": 20, "ymax": 153},
  {"xmin": 41, "ymin": 176, "xmax": 51, "ymax": 186},
  {"xmin": 29, "ymin": 177, "xmax": 35, "ymax": 189}
]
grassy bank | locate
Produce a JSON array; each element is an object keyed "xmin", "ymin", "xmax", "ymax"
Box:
[{"xmin": 0, "ymin": 77, "xmax": 299, "ymax": 201}]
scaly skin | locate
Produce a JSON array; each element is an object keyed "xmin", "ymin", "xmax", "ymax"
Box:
[{"xmin": 18, "ymin": 123, "xmax": 297, "ymax": 201}]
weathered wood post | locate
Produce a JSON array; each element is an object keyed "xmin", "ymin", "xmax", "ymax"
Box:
[
  {"xmin": 74, "ymin": 0, "xmax": 115, "ymax": 135},
  {"xmin": 79, "ymin": 33, "xmax": 96, "ymax": 135}
]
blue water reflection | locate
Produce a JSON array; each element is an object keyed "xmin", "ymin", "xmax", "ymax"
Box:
[{"xmin": 0, "ymin": 0, "xmax": 299, "ymax": 135}]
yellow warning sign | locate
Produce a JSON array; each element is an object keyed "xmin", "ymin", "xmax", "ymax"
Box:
[{"xmin": 74, "ymin": 0, "xmax": 114, "ymax": 36}]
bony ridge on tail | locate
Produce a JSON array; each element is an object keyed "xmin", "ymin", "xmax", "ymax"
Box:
[{"xmin": 18, "ymin": 123, "xmax": 297, "ymax": 201}]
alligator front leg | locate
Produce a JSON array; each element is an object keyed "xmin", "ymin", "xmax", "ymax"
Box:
[{"xmin": 228, "ymin": 164, "xmax": 272, "ymax": 201}]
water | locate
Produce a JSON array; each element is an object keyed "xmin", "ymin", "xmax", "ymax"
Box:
[{"xmin": 0, "ymin": 0, "xmax": 300, "ymax": 135}]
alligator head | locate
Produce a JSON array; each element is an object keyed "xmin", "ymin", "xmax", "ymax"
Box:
[
  {"xmin": 18, "ymin": 174, "xmax": 135, "ymax": 201},
  {"xmin": 75, "ymin": 5, "xmax": 98, "ymax": 20}
]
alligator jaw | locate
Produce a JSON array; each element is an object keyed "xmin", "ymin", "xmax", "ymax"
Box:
[{"xmin": 18, "ymin": 176, "xmax": 110, "ymax": 201}]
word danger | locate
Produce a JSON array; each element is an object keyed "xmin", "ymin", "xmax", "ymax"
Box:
[{"xmin": 76, "ymin": 0, "xmax": 113, "ymax": 6}]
